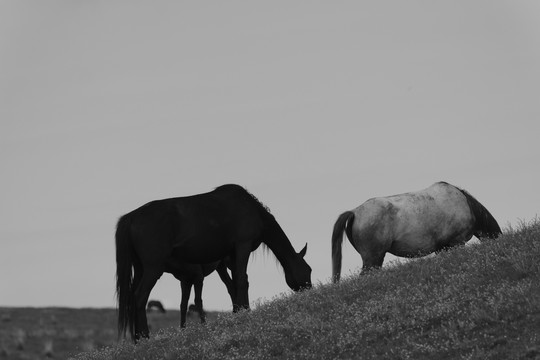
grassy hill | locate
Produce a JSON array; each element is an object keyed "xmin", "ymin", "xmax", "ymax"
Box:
[
  {"xmin": 7, "ymin": 219, "xmax": 539, "ymax": 360},
  {"xmin": 74, "ymin": 219, "xmax": 540, "ymax": 360}
]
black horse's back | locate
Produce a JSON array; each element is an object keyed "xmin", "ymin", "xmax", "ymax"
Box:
[{"xmin": 214, "ymin": 183, "xmax": 246, "ymax": 193}]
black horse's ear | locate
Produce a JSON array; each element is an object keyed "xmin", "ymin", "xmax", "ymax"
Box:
[{"xmin": 298, "ymin": 243, "xmax": 307, "ymax": 258}]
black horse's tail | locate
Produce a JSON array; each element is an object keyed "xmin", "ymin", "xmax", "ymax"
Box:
[
  {"xmin": 458, "ymin": 188, "xmax": 502, "ymax": 239},
  {"xmin": 115, "ymin": 214, "xmax": 137, "ymax": 340},
  {"xmin": 331, "ymin": 211, "xmax": 355, "ymax": 283}
]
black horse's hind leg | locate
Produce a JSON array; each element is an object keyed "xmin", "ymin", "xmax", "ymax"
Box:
[
  {"xmin": 193, "ymin": 280, "xmax": 206, "ymax": 324},
  {"xmin": 134, "ymin": 267, "xmax": 163, "ymax": 341},
  {"xmin": 180, "ymin": 280, "xmax": 192, "ymax": 328}
]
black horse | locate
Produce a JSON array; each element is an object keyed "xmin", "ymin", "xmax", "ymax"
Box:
[{"xmin": 116, "ymin": 184, "xmax": 312, "ymax": 341}]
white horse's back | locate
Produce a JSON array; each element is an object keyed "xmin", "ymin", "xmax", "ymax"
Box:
[{"xmin": 352, "ymin": 182, "xmax": 474, "ymax": 258}]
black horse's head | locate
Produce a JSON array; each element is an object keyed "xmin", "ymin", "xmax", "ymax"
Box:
[{"xmin": 284, "ymin": 243, "xmax": 312, "ymax": 291}]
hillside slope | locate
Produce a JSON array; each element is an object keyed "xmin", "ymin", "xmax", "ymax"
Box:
[{"xmin": 76, "ymin": 220, "xmax": 540, "ymax": 360}]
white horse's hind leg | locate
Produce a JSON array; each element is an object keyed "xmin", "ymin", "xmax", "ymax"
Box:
[{"xmin": 361, "ymin": 251, "xmax": 385, "ymax": 273}]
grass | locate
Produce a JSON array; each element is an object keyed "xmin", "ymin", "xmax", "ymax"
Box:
[{"xmin": 70, "ymin": 219, "xmax": 540, "ymax": 360}]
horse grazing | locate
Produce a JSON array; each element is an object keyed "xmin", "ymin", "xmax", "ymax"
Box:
[
  {"xmin": 116, "ymin": 184, "xmax": 312, "ymax": 341},
  {"xmin": 170, "ymin": 259, "xmax": 234, "ymax": 328},
  {"xmin": 332, "ymin": 181, "xmax": 501, "ymax": 282}
]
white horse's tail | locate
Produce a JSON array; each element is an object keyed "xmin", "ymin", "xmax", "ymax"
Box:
[{"xmin": 331, "ymin": 211, "xmax": 354, "ymax": 283}]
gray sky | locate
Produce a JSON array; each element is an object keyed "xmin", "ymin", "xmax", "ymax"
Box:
[{"xmin": 1, "ymin": 1, "xmax": 539, "ymax": 311}]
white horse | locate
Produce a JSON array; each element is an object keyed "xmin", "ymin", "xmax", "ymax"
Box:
[{"xmin": 331, "ymin": 182, "xmax": 501, "ymax": 282}]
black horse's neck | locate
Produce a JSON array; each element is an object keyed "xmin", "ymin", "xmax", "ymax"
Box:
[
  {"xmin": 261, "ymin": 214, "xmax": 298, "ymax": 269},
  {"xmin": 228, "ymin": 184, "xmax": 299, "ymax": 268}
]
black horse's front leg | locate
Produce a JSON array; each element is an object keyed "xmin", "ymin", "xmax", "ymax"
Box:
[
  {"xmin": 193, "ymin": 280, "xmax": 206, "ymax": 324},
  {"xmin": 180, "ymin": 280, "xmax": 192, "ymax": 328},
  {"xmin": 231, "ymin": 250, "xmax": 251, "ymax": 312}
]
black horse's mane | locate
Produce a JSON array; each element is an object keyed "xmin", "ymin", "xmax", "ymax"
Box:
[
  {"xmin": 246, "ymin": 189, "xmax": 272, "ymax": 214},
  {"xmin": 214, "ymin": 184, "xmax": 272, "ymax": 214}
]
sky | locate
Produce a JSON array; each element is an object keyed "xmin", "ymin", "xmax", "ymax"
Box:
[{"xmin": 1, "ymin": 1, "xmax": 539, "ymax": 311}]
